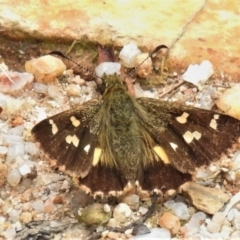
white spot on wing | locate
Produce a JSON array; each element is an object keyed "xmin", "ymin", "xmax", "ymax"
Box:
[
  {"xmin": 92, "ymin": 148, "xmax": 102, "ymax": 166},
  {"xmin": 210, "ymin": 119, "xmax": 217, "ymax": 130},
  {"xmin": 70, "ymin": 116, "xmax": 81, "ymax": 127},
  {"xmin": 183, "ymin": 131, "xmax": 202, "ymax": 143},
  {"xmin": 183, "ymin": 131, "xmax": 194, "ymax": 143},
  {"xmin": 49, "ymin": 119, "xmax": 58, "ymax": 135},
  {"xmin": 176, "ymin": 112, "xmax": 189, "ymax": 124},
  {"xmin": 170, "ymin": 142, "xmax": 178, "ymax": 151},
  {"xmin": 84, "ymin": 144, "xmax": 90, "ymax": 153},
  {"xmin": 193, "ymin": 131, "xmax": 201, "ymax": 140},
  {"xmin": 65, "ymin": 134, "xmax": 79, "ymax": 147},
  {"xmin": 153, "ymin": 145, "xmax": 169, "ymax": 164}
]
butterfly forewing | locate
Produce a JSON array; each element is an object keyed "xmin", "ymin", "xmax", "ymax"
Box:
[
  {"xmin": 32, "ymin": 99, "xmax": 101, "ymax": 177},
  {"xmin": 137, "ymin": 97, "xmax": 240, "ymax": 174}
]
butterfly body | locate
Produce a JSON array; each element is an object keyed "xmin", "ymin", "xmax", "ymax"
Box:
[{"xmin": 32, "ymin": 74, "xmax": 240, "ymax": 195}]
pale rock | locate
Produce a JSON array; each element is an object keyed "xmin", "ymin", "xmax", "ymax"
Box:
[
  {"xmin": 230, "ymin": 230, "xmax": 240, "ymax": 239},
  {"xmin": 164, "ymin": 200, "xmax": 190, "ymax": 220},
  {"xmin": 180, "ymin": 182, "xmax": 230, "ymax": 215},
  {"xmin": 0, "ymin": 92, "xmax": 26, "ymax": 117},
  {"xmin": 31, "ymin": 199, "xmax": 44, "ymax": 213},
  {"xmin": 2, "ymin": 227, "xmax": 16, "ymax": 240},
  {"xmin": 0, "ymin": 71, "xmax": 34, "ymax": 94},
  {"xmin": 24, "ymin": 142, "xmax": 38, "ymax": 156},
  {"xmin": 182, "ymin": 60, "xmax": 214, "ymax": 86},
  {"xmin": 7, "ymin": 143, "xmax": 25, "ymax": 160},
  {"xmin": 44, "ymin": 197, "xmax": 57, "ymax": 213},
  {"xmin": 95, "ymin": 62, "xmax": 121, "ymax": 78},
  {"xmin": 113, "ymin": 203, "xmax": 132, "ymax": 223},
  {"xmin": 158, "ymin": 212, "xmax": 180, "ymax": 235},
  {"xmin": 20, "ymin": 212, "xmax": 32, "ymax": 223},
  {"xmin": 103, "ymin": 204, "xmax": 111, "ymax": 213},
  {"xmin": 72, "ymin": 75, "xmax": 86, "ymax": 85},
  {"xmin": 8, "ymin": 125, "xmax": 24, "ymax": 135},
  {"xmin": 66, "ymin": 84, "xmax": 81, "ymax": 96},
  {"xmin": 48, "ymin": 84, "xmax": 60, "ymax": 98},
  {"xmin": 207, "ymin": 212, "xmax": 225, "ymax": 233},
  {"xmin": 22, "ymin": 202, "xmax": 31, "ymax": 212},
  {"xmin": 227, "ymin": 209, "xmax": 235, "ymax": 222},
  {"xmin": 119, "ymin": 41, "xmax": 141, "ymax": 68},
  {"xmin": 13, "ymin": 221, "xmax": 22, "ymax": 231},
  {"xmin": 107, "ymin": 218, "xmax": 119, "ymax": 228},
  {"xmin": 33, "ymin": 82, "xmax": 48, "ymax": 94},
  {"xmin": 34, "ymin": 106, "xmax": 47, "ymax": 122},
  {"xmin": 2, "ymin": 134, "xmax": 23, "ymax": 145},
  {"xmin": 199, "ymin": 86, "xmax": 216, "ymax": 110},
  {"xmin": 232, "ymin": 209, "xmax": 240, "ymax": 230},
  {"xmin": 215, "ymin": 84, "xmax": 240, "ymax": 120},
  {"xmin": 223, "ymin": 192, "xmax": 240, "ymax": 217},
  {"xmin": 132, "ymin": 228, "xmax": 171, "ymax": 240},
  {"xmin": 0, "ymin": 146, "xmax": 8, "ymax": 155},
  {"xmin": 139, "ymin": 206, "xmax": 148, "ymax": 215},
  {"xmin": 0, "ymin": 216, "xmax": 5, "ymax": 231},
  {"xmin": 135, "ymin": 53, "xmax": 152, "ymax": 78},
  {"xmin": 180, "ymin": 212, "xmax": 206, "ymax": 237},
  {"xmin": 101, "ymin": 230, "xmax": 109, "ymax": 238},
  {"xmin": 25, "ymin": 55, "xmax": 66, "ymax": 83},
  {"xmin": 7, "ymin": 168, "xmax": 21, "ymax": 186},
  {"xmin": 18, "ymin": 163, "xmax": 31, "ymax": 176},
  {"xmin": 122, "ymin": 194, "xmax": 139, "ymax": 211},
  {"xmin": 107, "ymin": 231, "xmax": 121, "ymax": 239},
  {"xmin": 220, "ymin": 225, "xmax": 232, "ymax": 239},
  {"xmin": 8, "ymin": 209, "xmax": 21, "ymax": 222}
]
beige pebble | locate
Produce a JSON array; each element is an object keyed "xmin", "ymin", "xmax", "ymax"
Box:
[
  {"xmin": 159, "ymin": 212, "xmax": 180, "ymax": 235},
  {"xmin": 20, "ymin": 212, "xmax": 32, "ymax": 223}
]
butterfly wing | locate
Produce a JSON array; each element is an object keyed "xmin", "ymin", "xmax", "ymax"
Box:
[
  {"xmin": 32, "ymin": 98, "xmax": 128, "ymax": 193},
  {"xmin": 137, "ymin": 97, "xmax": 240, "ymax": 173}
]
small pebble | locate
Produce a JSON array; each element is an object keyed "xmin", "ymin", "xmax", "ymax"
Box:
[
  {"xmin": 66, "ymin": 84, "xmax": 81, "ymax": 96},
  {"xmin": 135, "ymin": 53, "xmax": 152, "ymax": 78},
  {"xmin": 119, "ymin": 41, "xmax": 141, "ymax": 68},
  {"xmin": 18, "ymin": 163, "xmax": 31, "ymax": 176},
  {"xmin": 103, "ymin": 204, "xmax": 111, "ymax": 213},
  {"xmin": 207, "ymin": 212, "xmax": 225, "ymax": 233},
  {"xmin": 107, "ymin": 231, "xmax": 121, "ymax": 239},
  {"xmin": 53, "ymin": 195, "xmax": 64, "ymax": 205},
  {"xmin": 31, "ymin": 199, "xmax": 44, "ymax": 213},
  {"xmin": 113, "ymin": 203, "xmax": 132, "ymax": 223},
  {"xmin": 122, "ymin": 194, "xmax": 139, "ymax": 211},
  {"xmin": 24, "ymin": 142, "xmax": 38, "ymax": 156},
  {"xmin": 158, "ymin": 212, "xmax": 180, "ymax": 235},
  {"xmin": 48, "ymin": 85, "xmax": 60, "ymax": 98},
  {"xmin": 132, "ymin": 228, "xmax": 171, "ymax": 240},
  {"xmin": 20, "ymin": 212, "xmax": 32, "ymax": 223},
  {"xmin": 0, "ymin": 71, "xmax": 34, "ymax": 94},
  {"xmin": 33, "ymin": 82, "xmax": 48, "ymax": 94},
  {"xmin": 7, "ymin": 168, "xmax": 21, "ymax": 186},
  {"xmin": 215, "ymin": 84, "xmax": 240, "ymax": 120},
  {"xmin": 164, "ymin": 200, "xmax": 190, "ymax": 220},
  {"xmin": 25, "ymin": 55, "xmax": 66, "ymax": 83}
]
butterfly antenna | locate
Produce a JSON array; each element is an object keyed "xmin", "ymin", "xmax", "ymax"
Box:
[
  {"xmin": 125, "ymin": 44, "xmax": 168, "ymax": 79},
  {"xmin": 49, "ymin": 51, "xmax": 104, "ymax": 90}
]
